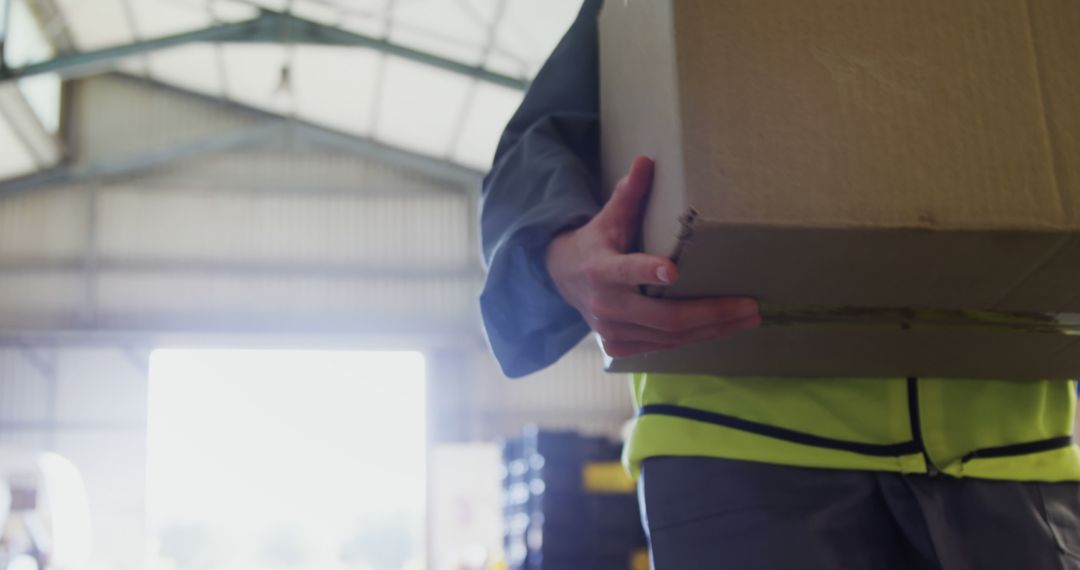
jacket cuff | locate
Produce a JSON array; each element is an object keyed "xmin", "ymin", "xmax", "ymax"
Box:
[{"xmin": 480, "ymin": 203, "xmax": 595, "ymax": 378}]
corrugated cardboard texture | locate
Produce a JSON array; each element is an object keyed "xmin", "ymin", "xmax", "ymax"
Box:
[
  {"xmin": 1027, "ymin": 0, "xmax": 1080, "ymax": 224},
  {"xmin": 599, "ymin": 0, "xmax": 1080, "ymax": 378},
  {"xmin": 674, "ymin": 0, "xmax": 1077, "ymax": 230}
]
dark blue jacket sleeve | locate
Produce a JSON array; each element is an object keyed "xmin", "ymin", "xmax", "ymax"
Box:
[{"xmin": 479, "ymin": 0, "xmax": 605, "ymax": 378}]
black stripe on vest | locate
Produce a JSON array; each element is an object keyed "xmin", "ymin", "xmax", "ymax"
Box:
[
  {"xmin": 637, "ymin": 404, "xmax": 921, "ymax": 457},
  {"xmin": 638, "ymin": 404, "xmax": 1076, "ymax": 462},
  {"xmin": 961, "ymin": 436, "xmax": 1075, "ymax": 464}
]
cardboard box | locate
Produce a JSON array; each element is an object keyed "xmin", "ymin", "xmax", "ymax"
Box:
[{"xmin": 599, "ymin": 0, "xmax": 1080, "ymax": 379}]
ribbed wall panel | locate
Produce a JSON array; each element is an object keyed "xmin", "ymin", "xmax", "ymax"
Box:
[
  {"xmin": 0, "ymin": 348, "xmax": 51, "ymax": 422},
  {"xmin": 95, "ymin": 272, "xmax": 482, "ymax": 326},
  {"xmin": 135, "ymin": 148, "xmax": 467, "ymax": 196},
  {"xmin": 0, "ymin": 74, "xmax": 633, "ymax": 450},
  {"xmin": 0, "ymin": 48, "xmax": 640, "ymax": 570},
  {"xmin": 1, "ymin": 76, "xmax": 480, "ymax": 332},
  {"xmin": 0, "ymin": 185, "xmax": 86, "ymax": 261},
  {"xmin": 96, "ymin": 186, "xmax": 472, "ymax": 267},
  {"xmin": 73, "ymin": 76, "xmax": 257, "ymax": 165},
  {"xmin": 0, "ymin": 272, "xmax": 84, "ymax": 326}
]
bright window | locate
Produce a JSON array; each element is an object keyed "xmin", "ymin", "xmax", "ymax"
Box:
[{"xmin": 146, "ymin": 349, "xmax": 427, "ymax": 570}]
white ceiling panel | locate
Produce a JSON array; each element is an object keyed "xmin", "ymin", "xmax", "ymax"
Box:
[
  {"xmin": 238, "ymin": 0, "xmax": 289, "ymax": 11},
  {"xmin": 208, "ymin": 0, "xmax": 260, "ymax": 22},
  {"xmin": 389, "ymin": 28, "xmax": 480, "ymax": 68},
  {"xmin": 388, "ymin": 0, "xmax": 498, "ymax": 66},
  {"xmin": 375, "ymin": 56, "xmax": 472, "ymax": 158},
  {"xmin": 293, "ymin": 45, "xmax": 380, "ymax": 136},
  {"xmin": 6, "ymin": 0, "xmax": 54, "ymax": 67},
  {"xmin": 312, "ymin": 0, "xmax": 387, "ymax": 35},
  {"xmin": 0, "ymin": 116, "xmax": 39, "ymax": 180},
  {"xmin": 483, "ymin": 50, "xmax": 528, "ymax": 81},
  {"xmin": 0, "ymin": 82, "xmax": 60, "ymax": 166},
  {"xmin": 290, "ymin": 1, "xmax": 345, "ymax": 26},
  {"xmin": 220, "ymin": 44, "xmax": 292, "ymax": 115},
  {"xmin": 6, "ymin": 0, "xmax": 61, "ymax": 134},
  {"xmin": 128, "ymin": 0, "xmax": 214, "ymax": 39},
  {"xmin": 115, "ymin": 55, "xmax": 151, "ymax": 77},
  {"xmin": 452, "ymin": 82, "xmax": 522, "ymax": 170},
  {"xmin": 0, "ymin": 0, "xmax": 592, "ymax": 181},
  {"xmin": 149, "ymin": 44, "xmax": 225, "ymax": 97},
  {"xmin": 339, "ymin": 11, "xmax": 388, "ymax": 38},
  {"xmin": 487, "ymin": 0, "xmax": 580, "ymax": 79},
  {"xmin": 54, "ymin": 0, "xmax": 136, "ymax": 50},
  {"xmin": 16, "ymin": 74, "xmax": 63, "ymax": 134}
]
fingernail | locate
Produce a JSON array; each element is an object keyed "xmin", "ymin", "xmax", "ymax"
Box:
[
  {"xmin": 656, "ymin": 266, "xmax": 671, "ymax": 284},
  {"xmin": 736, "ymin": 300, "xmax": 759, "ymax": 318}
]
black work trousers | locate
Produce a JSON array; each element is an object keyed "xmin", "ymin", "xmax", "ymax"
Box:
[{"xmin": 640, "ymin": 456, "xmax": 1080, "ymax": 569}]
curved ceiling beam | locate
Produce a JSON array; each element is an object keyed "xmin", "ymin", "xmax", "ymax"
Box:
[{"xmin": 0, "ymin": 9, "xmax": 529, "ymax": 91}]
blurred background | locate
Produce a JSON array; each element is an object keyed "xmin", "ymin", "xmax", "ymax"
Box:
[{"xmin": 0, "ymin": 1, "xmax": 647, "ymax": 569}]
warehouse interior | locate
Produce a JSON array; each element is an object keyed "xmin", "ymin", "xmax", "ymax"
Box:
[
  {"xmin": 0, "ymin": 1, "xmax": 645, "ymax": 569},
  {"xmin": 12, "ymin": 1, "xmax": 1080, "ymax": 568}
]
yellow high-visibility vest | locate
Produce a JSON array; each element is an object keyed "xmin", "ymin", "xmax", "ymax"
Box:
[{"xmin": 624, "ymin": 376, "xmax": 1080, "ymax": 482}]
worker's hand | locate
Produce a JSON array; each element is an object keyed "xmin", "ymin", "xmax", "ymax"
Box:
[{"xmin": 545, "ymin": 156, "xmax": 761, "ymax": 358}]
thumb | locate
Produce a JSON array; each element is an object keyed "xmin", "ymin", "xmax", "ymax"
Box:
[{"xmin": 595, "ymin": 156, "xmax": 655, "ymax": 248}]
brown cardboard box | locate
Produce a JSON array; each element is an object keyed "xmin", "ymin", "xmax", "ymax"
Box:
[{"xmin": 599, "ymin": 0, "xmax": 1080, "ymax": 379}]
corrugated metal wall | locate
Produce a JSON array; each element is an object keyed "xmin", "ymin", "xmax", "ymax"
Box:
[
  {"xmin": 0, "ymin": 184, "xmax": 87, "ymax": 328},
  {"xmin": 0, "ymin": 185, "xmax": 86, "ymax": 260},
  {"xmin": 0, "ymin": 74, "xmax": 632, "ymax": 421},
  {"xmin": 74, "ymin": 76, "xmax": 258, "ymax": 165},
  {"xmin": 0, "ymin": 74, "xmax": 634, "ymax": 429},
  {"xmin": 0, "ymin": 76, "xmax": 483, "ymax": 334},
  {"xmin": 0, "ymin": 74, "xmax": 634, "ymax": 568},
  {"xmin": 96, "ymin": 187, "xmax": 471, "ymax": 266}
]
